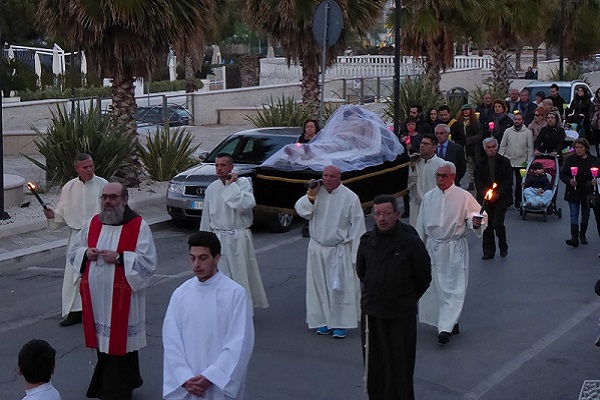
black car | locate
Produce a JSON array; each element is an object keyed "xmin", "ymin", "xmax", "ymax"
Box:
[
  {"xmin": 135, "ymin": 104, "xmax": 191, "ymax": 126},
  {"xmin": 166, "ymin": 127, "xmax": 302, "ymax": 232}
]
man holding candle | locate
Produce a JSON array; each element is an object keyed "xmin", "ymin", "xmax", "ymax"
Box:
[
  {"xmin": 416, "ymin": 161, "xmax": 485, "ymax": 345},
  {"xmin": 559, "ymin": 138, "xmax": 600, "ymax": 247},
  {"xmin": 475, "ymin": 137, "xmax": 514, "ymax": 259},
  {"xmin": 43, "ymin": 153, "xmax": 107, "ymax": 327}
]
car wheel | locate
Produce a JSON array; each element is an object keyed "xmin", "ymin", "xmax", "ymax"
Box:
[{"xmin": 267, "ymin": 212, "xmax": 294, "ymax": 233}]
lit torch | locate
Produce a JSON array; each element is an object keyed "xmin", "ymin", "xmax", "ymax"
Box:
[
  {"xmin": 27, "ymin": 182, "xmax": 48, "ymax": 210},
  {"xmin": 479, "ymin": 182, "xmax": 498, "ymax": 214}
]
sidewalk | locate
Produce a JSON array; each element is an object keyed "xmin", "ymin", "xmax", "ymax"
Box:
[{"xmin": 0, "ymin": 123, "xmax": 254, "ymax": 271}]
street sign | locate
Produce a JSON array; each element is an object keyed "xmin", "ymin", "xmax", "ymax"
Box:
[{"xmin": 312, "ymin": 0, "xmax": 343, "ymax": 48}]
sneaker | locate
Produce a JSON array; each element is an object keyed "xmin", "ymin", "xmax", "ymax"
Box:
[
  {"xmin": 596, "ymin": 336, "xmax": 600, "ymax": 347},
  {"xmin": 331, "ymin": 329, "xmax": 347, "ymax": 339},
  {"xmin": 316, "ymin": 326, "xmax": 331, "ymax": 335}
]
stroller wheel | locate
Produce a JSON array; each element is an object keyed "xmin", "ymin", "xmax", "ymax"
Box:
[{"xmin": 557, "ymin": 208, "xmax": 562, "ymax": 218}]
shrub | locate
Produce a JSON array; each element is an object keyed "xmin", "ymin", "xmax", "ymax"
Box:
[
  {"xmin": 469, "ymin": 85, "xmax": 509, "ymax": 106},
  {"xmin": 548, "ymin": 64, "xmax": 589, "ymax": 83},
  {"xmin": 245, "ymin": 95, "xmax": 339, "ymax": 128},
  {"xmin": 22, "ymin": 105, "xmax": 136, "ymax": 186},
  {"xmin": 381, "ymin": 75, "xmax": 443, "ymax": 123},
  {"xmin": 137, "ymin": 126, "xmax": 201, "ymax": 181},
  {"xmin": 148, "ymin": 79, "xmax": 204, "ymax": 93}
]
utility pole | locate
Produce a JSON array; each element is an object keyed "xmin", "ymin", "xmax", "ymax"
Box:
[
  {"xmin": 393, "ymin": 0, "xmax": 402, "ymax": 136},
  {"xmin": 0, "ymin": 30, "xmax": 11, "ymax": 220},
  {"xmin": 559, "ymin": 0, "xmax": 565, "ymax": 81}
]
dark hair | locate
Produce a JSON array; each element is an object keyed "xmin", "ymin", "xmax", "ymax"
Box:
[
  {"xmin": 410, "ymin": 104, "xmax": 423, "ymax": 113},
  {"xmin": 550, "ymin": 83, "xmax": 559, "ymax": 90},
  {"xmin": 303, "ymin": 119, "xmax": 320, "ymax": 133},
  {"xmin": 492, "ymin": 99, "xmax": 508, "ymax": 112},
  {"xmin": 188, "ymin": 231, "xmax": 221, "ymax": 256},
  {"xmin": 373, "ymin": 194, "xmax": 398, "ymax": 212},
  {"xmin": 405, "ymin": 117, "xmax": 418, "ymax": 124},
  {"xmin": 422, "ymin": 133, "xmax": 438, "ymax": 145},
  {"xmin": 215, "ymin": 153, "xmax": 234, "ymax": 164},
  {"xmin": 573, "ymin": 138, "xmax": 590, "ymax": 152},
  {"xmin": 437, "ymin": 104, "xmax": 450, "ymax": 113},
  {"xmin": 18, "ymin": 339, "xmax": 56, "ymax": 384},
  {"xmin": 74, "ymin": 153, "xmax": 92, "ymax": 165},
  {"xmin": 535, "ymin": 91, "xmax": 545, "ymax": 99}
]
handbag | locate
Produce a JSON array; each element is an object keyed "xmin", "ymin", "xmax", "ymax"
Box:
[{"xmin": 587, "ymin": 192, "xmax": 600, "ymax": 208}]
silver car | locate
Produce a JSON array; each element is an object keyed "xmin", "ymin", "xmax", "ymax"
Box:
[{"xmin": 166, "ymin": 127, "xmax": 302, "ymax": 232}]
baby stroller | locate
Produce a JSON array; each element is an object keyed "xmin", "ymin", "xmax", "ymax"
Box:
[{"xmin": 520, "ymin": 154, "xmax": 562, "ymax": 221}]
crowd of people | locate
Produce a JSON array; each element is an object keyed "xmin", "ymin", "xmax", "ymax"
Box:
[{"xmin": 14, "ymin": 86, "xmax": 600, "ymax": 400}]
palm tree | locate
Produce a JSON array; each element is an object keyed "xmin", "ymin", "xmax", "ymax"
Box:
[
  {"xmin": 397, "ymin": 0, "xmax": 487, "ymax": 95},
  {"xmin": 36, "ymin": 0, "xmax": 215, "ymax": 183},
  {"xmin": 244, "ymin": 0, "xmax": 387, "ymax": 115},
  {"xmin": 480, "ymin": 0, "xmax": 551, "ymax": 94}
]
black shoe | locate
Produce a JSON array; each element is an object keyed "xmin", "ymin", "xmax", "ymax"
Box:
[
  {"xmin": 595, "ymin": 336, "xmax": 600, "ymax": 347},
  {"xmin": 301, "ymin": 225, "xmax": 310, "ymax": 238},
  {"xmin": 482, "ymin": 254, "xmax": 494, "ymax": 260},
  {"xmin": 451, "ymin": 323, "xmax": 460, "ymax": 335},
  {"xmin": 500, "ymin": 249, "xmax": 508, "ymax": 257},
  {"xmin": 438, "ymin": 331, "xmax": 451, "ymax": 345},
  {"xmin": 59, "ymin": 311, "xmax": 82, "ymax": 327}
]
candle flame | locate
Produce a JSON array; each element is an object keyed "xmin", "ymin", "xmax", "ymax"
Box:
[
  {"xmin": 27, "ymin": 182, "xmax": 36, "ymax": 190},
  {"xmin": 484, "ymin": 183, "xmax": 498, "ymax": 201}
]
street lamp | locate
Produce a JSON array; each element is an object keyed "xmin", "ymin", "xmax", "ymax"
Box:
[{"xmin": 0, "ymin": 30, "xmax": 10, "ymax": 220}]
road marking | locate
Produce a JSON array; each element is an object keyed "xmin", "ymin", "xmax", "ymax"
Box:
[
  {"xmin": 255, "ymin": 236, "xmax": 303, "ymax": 254},
  {"xmin": 26, "ymin": 266, "xmax": 64, "ymax": 272},
  {"xmin": 463, "ymin": 301, "xmax": 600, "ymax": 400}
]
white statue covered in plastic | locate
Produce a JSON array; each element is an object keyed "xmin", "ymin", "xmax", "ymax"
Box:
[{"xmin": 261, "ymin": 105, "xmax": 404, "ymax": 172}]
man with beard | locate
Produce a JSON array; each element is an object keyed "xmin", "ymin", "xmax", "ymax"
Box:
[
  {"xmin": 437, "ymin": 104, "xmax": 465, "ymax": 146},
  {"xmin": 43, "ymin": 153, "xmax": 107, "ymax": 327},
  {"xmin": 69, "ymin": 182, "xmax": 157, "ymax": 400},
  {"xmin": 200, "ymin": 153, "xmax": 269, "ymax": 310}
]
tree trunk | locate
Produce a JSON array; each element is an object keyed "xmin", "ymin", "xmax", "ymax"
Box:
[
  {"xmin": 491, "ymin": 44, "xmax": 509, "ymax": 94},
  {"xmin": 301, "ymin": 62, "xmax": 320, "ymax": 119},
  {"xmin": 238, "ymin": 54, "xmax": 261, "ymax": 87},
  {"xmin": 425, "ymin": 59, "xmax": 442, "ymax": 96},
  {"xmin": 184, "ymin": 54, "xmax": 196, "ymax": 93},
  {"xmin": 533, "ymin": 49, "xmax": 538, "ymax": 68},
  {"xmin": 515, "ymin": 48, "xmax": 522, "ymax": 71},
  {"xmin": 111, "ymin": 74, "xmax": 139, "ymax": 186}
]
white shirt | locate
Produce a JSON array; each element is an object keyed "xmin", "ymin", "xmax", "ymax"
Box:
[
  {"xmin": 22, "ymin": 382, "xmax": 61, "ymax": 400},
  {"xmin": 49, "ymin": 175, "xmax": 107, "ymax": 231}
]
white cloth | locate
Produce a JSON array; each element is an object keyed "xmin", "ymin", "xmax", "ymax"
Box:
[
  {"xmin": 69, "ymin": 217, "xmax": 157, "ymax": 353},
  {"xmin": 416, "ymin": 184, "xmax": 485, "ymax": 333},
  {"xmin": 407, "ymin": 155, "xmax": 446, "ymax": 227},
  {"xmin": 22, "ymin": 382, "xmax": 61, "ymax": 400},
  {"xmin": 294, "ymin": 184, "xmax": 366, "ymax": 329},
  {"xmin": 200, "ymin": 177, "xmax": 268, "ymax": 309},
  {"xmin": 47, "ymin": 175, "xmax": 107, "ymax": 317},
  {"xmin": 499, "ymin": 126, "xmax": 534, "ymax": 167},
  {"xmin": 162, "ymin": 272, "xmax": 254, "ymax": 400}
]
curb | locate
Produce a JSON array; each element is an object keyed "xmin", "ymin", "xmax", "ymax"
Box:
[{"xmin": 0, "ymin": 193, "xmax": 171, "ymax": 272}]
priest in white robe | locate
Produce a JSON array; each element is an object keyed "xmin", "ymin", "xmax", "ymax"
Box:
[
  {"xmin": 69, "ymin": 182, "xmax": 157, "ymax": 399},
  {"xmin": 200, "ymin": 153, "xmax": 268, "ymax": 309},
  {"xmin": 44, "ymin": 153, "xmax": 107, "ymax": 327},
  {"xmin": 294, "ymin": 165, "xmax": 366, "ymax": 339},
  {"xmin": 163, "ymin": 231, "xmax": 254, "ymax": 400},
  {"xmin": 407, "ymin": 134, "xmax": 446, "ymax": 227},
  {"xmin": 416, "ymin": 161, "xmax": 486, "ymax": 345}
]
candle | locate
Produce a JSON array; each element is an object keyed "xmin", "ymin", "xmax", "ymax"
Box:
[
  {"xmin": 27, "ymin": 182, "xmax": 48, "ymax": 210},
  {"xmin": 592, "ymin": 167, "xmax": 599, "ymax": 178},
  {"xmin": 519, "ymin": 169, "xmax": 527, "ymax": 178},
  {"xmin": 571, "ymin": 166, "xmax": 578, "ymax": 178},
  {"xmin": 479, "ymin": 182, "xmax": 498, "ymax": 214},
  {"xmin": 488, "ymin": 121, "xmax": 495, "ymax": 131}
]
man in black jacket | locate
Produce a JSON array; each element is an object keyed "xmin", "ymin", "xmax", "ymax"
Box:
[
  {"xmin": 474, "ymin": 137, "xmax": 514, "ymax": 259},
  {"xmin": 357, "ymin": 194, "xmax": 431, "ymax": 400}
]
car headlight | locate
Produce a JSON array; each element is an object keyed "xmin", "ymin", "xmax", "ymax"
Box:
[{"xmin": 168, "ymin": 182, "xmax": 184, "ymax": 195}]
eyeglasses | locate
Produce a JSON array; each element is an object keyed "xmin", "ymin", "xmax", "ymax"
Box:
[
  {"xmin": 100, "ymin": 194, "xmax": 122, "ymax": 201},
  {"xmin": 435, "ymin": 173, "xmax": 451, "ymax": 178},
  {"xmin": 374, "ymin": 211, "xmax": 396, "ymax": 217}
]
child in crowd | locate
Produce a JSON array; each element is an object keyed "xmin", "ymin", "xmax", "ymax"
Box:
[
  {"xmin": 522, "ymin": 162, "xmax": 553, "ymax": 208},
  {"xmin": 17, "ymin": 339, "xmax": 61, "ymax": 400}
]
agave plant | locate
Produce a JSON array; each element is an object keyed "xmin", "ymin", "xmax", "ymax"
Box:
[
  {"xmin": 469, "ymin": 85, "xmax": 509, "ymax": 107},
  {"xmin": 23, "ymin": 105, "xmax": 135, "ymax": 186},
  {"xmin": 246, "ymin": 95, "xmax": 312, "ymax": 127},
  {"xmin": 381, "ymin": 74, "xmax": 442, "ymax": 123},
  {"xmin": 137, "ymin": 126, "xmax": 201, "ymax": 181}
]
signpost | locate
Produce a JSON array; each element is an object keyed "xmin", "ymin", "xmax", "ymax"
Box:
[
  {"xmin": 0, "ymin": 32, "xmax": 11, "ymax": 220},
  {"xmin": 312, "ymin": 0, "xmax": 343, "ymax": 125}
]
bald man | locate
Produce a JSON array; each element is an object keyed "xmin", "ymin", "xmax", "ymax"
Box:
[{"xmin": 295, "ymin": 165, "xmax": 366, "ymax": 339}]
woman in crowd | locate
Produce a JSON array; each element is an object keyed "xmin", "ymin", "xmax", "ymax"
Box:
[
  {"xmin": 528, "ymin": 107, "xmax": 547, "ymax": 141},
  {"xmin": 535, "ymin": 111, "xmax": 566, "ymax": 159},
  {"xmin": 456, "ymin": 104, "xmax": 483, "ymax": 190},
  {"xmin": 559, "ymin": 138, "xmax": 600, "ymax": 247},
  {"xmin": 297, "ymin": 119, "xmax": 320, "ymax": 143},
  {"xmin": 534, "ymin": 91, "xmax": 546, "ymax": 106},
  {"xmin": 425, "ymin": 107, "xmax": 439, "ymax": 129},
  {"xmin": 566, "ymin": 86, "xmax": 592, "ymax": 139},
  {"xmin": 589, "ymin": 88, "xmax": 600, "ymax": 155},
  {"xmin": 489, "ymin": 99, "xmax": 513, "ymax": 144}
]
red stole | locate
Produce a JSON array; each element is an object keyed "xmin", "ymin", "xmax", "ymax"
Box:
[{"xmin": 80, "ymin": 215, "xmax": 142, "ymax": 356}]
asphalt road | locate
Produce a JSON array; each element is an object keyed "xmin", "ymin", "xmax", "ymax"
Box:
[{"xmin": 1, "ymin": 198, "xmax": 600, "ymax": 400}]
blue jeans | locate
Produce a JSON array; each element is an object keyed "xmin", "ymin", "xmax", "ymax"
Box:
[{"xmin": 569, "ymin": 201, "xmax": 590, "ymax": 225}]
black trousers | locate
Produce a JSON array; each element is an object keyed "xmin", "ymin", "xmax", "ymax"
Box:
[
  {"xmin": 483, "ymin": 205, "xmax": 508, "ymax": 256},
  {"xmin": 361, "ymin": 313, "xmax": 417, "ymax": 400},
  {"xmin": 87, "ymin": 350, "xmax": 143, "ymax": 400},
  {"xmin": 513, "ymin": 167, "xmax": 523, "ymax": 205}
]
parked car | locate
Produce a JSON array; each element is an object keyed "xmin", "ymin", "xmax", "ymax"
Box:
[
  {"xmin": 135, "ymin": 104, "xmax": 191, "ymax": 126},
  {"xmin": 521, "ymin": 80, "xmax": 593, "ymax": 105},
  {"xmin": 166, "ymin": 127, "xmax": 302, "ymax": 232}
]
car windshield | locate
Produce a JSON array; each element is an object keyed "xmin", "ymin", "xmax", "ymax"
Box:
[{"xmin": 205, "ymin": 135, "xmax": 296, "ymax": 164}]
